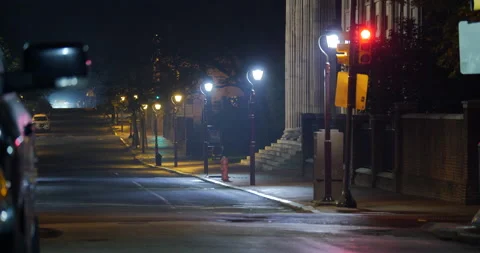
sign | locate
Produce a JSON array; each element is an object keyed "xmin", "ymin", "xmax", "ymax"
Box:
[
  {"xmin": 335, "ymin": 72, "xmax": 349, "ymax": 108},
  {"xmin": 472, "ymin": 0, "xmax": 480, "ymax": 11},
  {"xmin": 459, "ymin": 21, "xmax": 480, "ymax": 75},
  {"xmin": 356, "ymin": 74, "xmax": 368, "ymax": 110},
  {"xmin": 335, "ymin": 72, "xmax": 369, "ymax": 110}
]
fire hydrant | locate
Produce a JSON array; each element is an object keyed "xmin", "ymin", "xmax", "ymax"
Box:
[{"xmin": 220, "ymin": 156, "xmax": 230, "ymax": 182}]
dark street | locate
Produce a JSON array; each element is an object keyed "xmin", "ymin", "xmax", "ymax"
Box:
[{"xmin": 34, "ymin": 109, "xmax": 479, "ymax": 253}]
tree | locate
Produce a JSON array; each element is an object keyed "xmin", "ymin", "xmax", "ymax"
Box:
[
  {"xmin": 0, "ymin": 37, "xmax": 20, "ymax": 72},
  {"xmin": 413, "ymin": 0, "xmax": 480, "ymax": 77}
]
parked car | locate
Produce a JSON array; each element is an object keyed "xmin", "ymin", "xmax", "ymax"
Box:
[
  {"xmin": 32, "ymin": 113, "xmax": 51, "ymax": 132},
  {"xmin": 0, "ymin": 42, "xmax": 89, "ymax": 253}
]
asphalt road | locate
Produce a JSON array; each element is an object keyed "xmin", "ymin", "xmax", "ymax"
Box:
[{"xmin": 35, "ymin": 109, "xmax": 479, "ymax": 253}]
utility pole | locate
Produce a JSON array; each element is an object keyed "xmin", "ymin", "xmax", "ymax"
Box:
[{"xmin": 337, "ymin": 0, "xmax": 358, "ymax": 208}]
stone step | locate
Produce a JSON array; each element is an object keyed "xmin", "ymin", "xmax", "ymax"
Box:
[
  {"xmin": 256, "ymin": 152, "xmax": 291, "ymax": 162},
  {"xmin": 277, "ymin": 139, "xmax": 302, "ymax": 147},
  {"xmin": 264, "ymin": 145, "xmax": 300, "ymax": 154}
]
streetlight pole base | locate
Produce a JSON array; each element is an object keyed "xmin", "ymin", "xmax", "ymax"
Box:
[
  {"xmin": 336, "ymin": 190, "xmax": 357, "ymax": 208},
  {"xmin": 155, "ymin": 153, "xmax": 162, "ymax": 166},
  {"xmin": 322, "ymin": 196, "xmax": 335, "ymax": 203}
]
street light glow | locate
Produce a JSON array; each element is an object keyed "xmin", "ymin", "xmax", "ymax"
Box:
[
  {"xmin": 133, "ymin": 94, "xmax": 139, "ymax": 100},
  {"xmin": 252, "ymin": 69, "xmax": 264, "ymax": 81},
  {"xmin": 62, "ymin": 48, "xmax": 69, "ymax": 55},
  {"xmin": 174, "ymin": 95, "xmax": 183, "ymax": 103},
  {"xmin": 120, "ymin": 96, "xmax": 126, "ymax": 102},
  {"xmin": 326, "ymin": 34, "xmax": 340, "ymax": 48},
  {"xmin": 142, "ymin": 104, "xmax": 148, "ymax": 110},
  {"xmin": 154, "ymin": 103, "xmax": 161, "ymax": 111},
  {"xmin": 204, "ymin": 82, "xmax": 213, "ymax": 92}
]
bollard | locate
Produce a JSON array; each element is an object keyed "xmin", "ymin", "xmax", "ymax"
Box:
[
  {"xmin": 155, "ymin": 152, "xmax": 162, "ymax": 166},
  {"xmin": 220, "ymin": 156, "xmax": 230, "ymax": 182}
]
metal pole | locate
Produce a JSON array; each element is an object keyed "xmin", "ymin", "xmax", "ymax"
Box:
[
  {"xmin": 141, "ymin": 111, "xmax": 145, "ymax": 154},
  {"xmin": 154, "ymin": 113, "xmax": 161, "ymax": 166},
  {"xmin": 203, "ymin": 97, "xmax": 209, "ymax": 175},
  {"xmin": 337, "ymin": 0, "xmax": 357, "ymax": 208},
  {"xmin": 249, "ymin": 89, "xmax": 256, "ymax": 186},
  {"xmin": 144, "ymin": 111, "xmax": 148, "ymax": 149},
  {"xmin": 121, "ymin": 109, "xmax": 124, "ymax": 132},
  {"xmin": 174, "ymin": 106, "xmax": 178, "ymax": 167},
  {"xmin": 318, "ymin": 36, "xmax": 334, "ymax": 203}
]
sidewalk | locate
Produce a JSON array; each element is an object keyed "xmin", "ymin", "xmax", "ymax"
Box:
[{"xmin": 112, "ymin": 123, "xmax": 480, "ymax": 242}]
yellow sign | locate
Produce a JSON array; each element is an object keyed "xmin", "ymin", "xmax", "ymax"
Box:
[
  {"xmin": 472, "ymin": 0, "xmax": 480, "ymax": 11},
  {"xmin": 356, "ymin": 74, "xmax": 368, "ymax": 110},
  {"xmin": 335, "ymin": 72, "xmax": 369, "ymax": 110}
]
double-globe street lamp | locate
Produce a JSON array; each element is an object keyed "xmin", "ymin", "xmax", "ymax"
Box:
[
  {"xmin": 200, "ymin": 82, "xmax": 213, "ymax": 175},
  {"xmin": 171, "ymin": 93, "xmax": 183, "ymax": 167},
  {"xmin": 152, "ymin": 102, "xmax": 162, "ymax": 166}
]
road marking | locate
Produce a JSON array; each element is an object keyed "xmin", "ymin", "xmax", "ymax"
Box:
[
  {"xmin": 132, "ymin": 181, "xmax": 175, "ymax": 209},
  {"xmin": 36, "ymin": 202, "xmax": 172, "ymax": 208}
]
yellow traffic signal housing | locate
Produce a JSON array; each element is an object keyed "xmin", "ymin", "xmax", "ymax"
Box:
[
  {"xmin": 335, "ymin": 72, "xmax": 369, "ymax": 110},
  {"xmin": 336, "ymin": 43, "xmax": 350, "ymax": 66}
]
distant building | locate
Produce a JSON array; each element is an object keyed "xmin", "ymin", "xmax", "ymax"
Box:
[{"xmin": 341, "ymin": 0, "xmax": 422, "ymax": 38}]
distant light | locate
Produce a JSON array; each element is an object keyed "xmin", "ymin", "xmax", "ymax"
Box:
[
  {"xmin": 133, "ymin": 95, "xmax": 139, "ymax": 100},
  {"xmin": 120, "ymin": 96, "xmax": 126, "ymax": 102},
  {"xmin": 252, "ymin": 69, "xmax": 264, "ymax": 81},
  {"xmin": 174, "ymin": 95, "xmax": 183, "ymax": 103},
  {"xmin": 62, "ymin": 48, "xmax": 69, "ymax": 55},
  {"xmin": 6, "ymin": 146, "xmax": 13, "ymax": 155},
  {"xmin": 85, "ymin": 59, "xmax": 92, "ymax": 66},
  {"xmin": 154, "ymin": 103, "xmax": 162, "ymax": 111},
  {"xmin": 0, "ymin": 211, "xmax": 7, "ymax": 222},
  {"xmin": 142, "ymin": 104, "xmax": 148, "ymax": 110},
  {"xmin": 326, "ymin": 34, "xmax": 340, "ymax": 48},
  {"xmin": 55, "ymin": 77, "xmax": 78, "ymax": 88},
  {"xmin": 156, "ymin": 96, "xmax": 160, "ymax": 99},
  {"xmin": 204, "ymin": 82, "xmax": 213, "ymax": 92}
]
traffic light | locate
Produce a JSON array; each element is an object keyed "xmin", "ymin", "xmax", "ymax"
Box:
[
  {"xmin": 336, "ymin": 43, "xmax": 350, "ymax": 66},
  {"xmin": 358, "ymin": 26, "xmax": 373, "ymax": 65}
]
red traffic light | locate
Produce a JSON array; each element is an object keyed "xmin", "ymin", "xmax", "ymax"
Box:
[{"xmin": 360, "ymin": 29, "xmax": 371, "ymax": 40}]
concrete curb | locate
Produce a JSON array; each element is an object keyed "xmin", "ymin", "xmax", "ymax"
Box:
[{"xmin": 112, "ymin": 128, "xmax": 319, "ymax": 214}]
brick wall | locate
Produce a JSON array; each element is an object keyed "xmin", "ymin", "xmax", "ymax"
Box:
[{"xmin": 400, "ymin": 114, "xmax": 469, "ymax": 203}]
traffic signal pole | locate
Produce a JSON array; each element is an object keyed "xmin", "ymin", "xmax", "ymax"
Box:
[{"xmin": 337, "ymin": 0, "xmax": 358, "ymax": 208}]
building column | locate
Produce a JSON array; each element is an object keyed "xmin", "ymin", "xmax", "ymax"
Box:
[{"xmin": 282, "ymin": 0, "xmax": 337, "ymax": 141}]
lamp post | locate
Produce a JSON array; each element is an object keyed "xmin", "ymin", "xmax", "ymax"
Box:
[
  {"xmin": 120, "ymin": 96, "xmax": 126, "ymax": 132},
  {"xmin": 200, "ymin": 82, "xmax": 213, "ymax": 175},
  {"xmin": 153, "ymin": 103, "xmax": 162, "ymax": 166},
  {"xmin": 171, "ymin": 93, "xmax": 183, "ymax": 167},
  {"xmin": 318, "ymin": 33, "xmax": 340, "ymax": 203},
  {"xmin": 140, "ymin": 104, "xmax": 148, "ymax": 153},
  {"xmin": 246, "ymin": 68, "xmax": 264, "ymax": 186}
]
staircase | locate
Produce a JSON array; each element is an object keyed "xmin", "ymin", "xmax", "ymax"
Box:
[{"xmin": 240, "ymin": 139, "xmax": 303, "ymax": 171}]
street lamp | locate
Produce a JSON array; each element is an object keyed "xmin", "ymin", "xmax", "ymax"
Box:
[
  {"xmin": 133, "ymin": 94, "xmax": 139, "ymax": 100},
  {"xmin": 200, "ymin": 82, "xmax": 213, "ymax": 175},
  {"xmin": 171, "ymin": 93, "xmax": 183, "ymax": 167},
  {"xmin": 246, "ymin": 68, "xmax": 264, "ymax": 186},
  {"xmin": 140, "ymin": 104, "xmax": 149, "ymax": 153},
  {"xmin": 119, "ymin": 96, "xmax": 126, "ymax": 132},
  {"xmin": 152, "ymin": 102, "xmax": 162, "ymax": 166},
  {"xmin": 317, "ymin": 32, "xmax": 339, "ymax": 204}
]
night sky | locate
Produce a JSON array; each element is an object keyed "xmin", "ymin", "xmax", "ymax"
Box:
[{"xmin": 0, "ymin": 0, "xmax": 286, "ymax": 81}]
